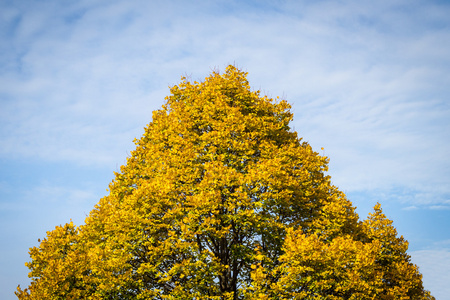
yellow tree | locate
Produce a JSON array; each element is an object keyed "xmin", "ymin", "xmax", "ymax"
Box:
[
  {"xmin": 359, "ymin": 204, "xmax": 433, "ymax": 300},
  {"xmin": 246, "ymin": 205, "xmax": 435, "ymax": 299},
  {"xmin": 15, "ymin": 222, "xmax": 96, "ymax": 299},
  {"xmin": 17, "ymin": 66, "xmax": 433, "ymax": 299}
]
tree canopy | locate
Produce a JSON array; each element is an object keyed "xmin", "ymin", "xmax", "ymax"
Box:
[{"xmin": 17, "ymin": 66, "xmax": 434, "ymax": 299}]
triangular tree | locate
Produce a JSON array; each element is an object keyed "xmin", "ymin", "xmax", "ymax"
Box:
[{"xmin": 17, "ymin": 66, "xmax": 434, "ymax": 300}]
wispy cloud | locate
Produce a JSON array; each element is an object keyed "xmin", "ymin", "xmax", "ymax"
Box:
[
  {"xmin": 1, "ymin": 0, "xmax": 449, "ymax": 200},
  {"xmin": 410, "ymin": 249, "xmax": 450, "ymax": 299},
  {"xmin": 1, "ymin": 0, "xmax": 449, "ymax": 198}
]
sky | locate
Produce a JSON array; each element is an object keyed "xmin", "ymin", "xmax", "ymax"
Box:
[{"xmin": 1, "ymin": 0, "xmax": 449, "ymax": 298}]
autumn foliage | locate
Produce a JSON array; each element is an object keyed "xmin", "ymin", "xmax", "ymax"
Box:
[{"xmin": 17, "ymin": 66, "xmax": 434, "ymax": 299}]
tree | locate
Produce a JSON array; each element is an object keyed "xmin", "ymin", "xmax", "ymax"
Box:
[{"xmin": 17, "ymin": 66, "xmax": 434, "ymax": 299}]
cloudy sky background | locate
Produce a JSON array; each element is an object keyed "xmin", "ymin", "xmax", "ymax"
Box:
[{"xmin": 1, "ymin": 0, "xmax": 449, "ymax": 298}]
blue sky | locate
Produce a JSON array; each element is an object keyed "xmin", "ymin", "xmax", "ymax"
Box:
[{"xmin": 1, "ymin": 0, "xmax": 449, "ymax": 298}]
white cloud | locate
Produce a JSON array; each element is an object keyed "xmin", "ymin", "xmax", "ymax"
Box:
[
  {"xmin": 1, "ymin": 0, "xmax": 449, "ymax": 200},
  {"xmin": 429, "ymin": 205, "xmax": 450, "ymax": 211},
  {"xmin": 410, "ymin": 249, "xmax": 450, "ymax": 299},
  {"xmin": 402, "ymin": 205, "xmax": 418, "ymax": 211}
]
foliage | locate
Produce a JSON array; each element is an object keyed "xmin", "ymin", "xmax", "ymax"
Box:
[{"xmin": 17, "ymin": 66, "xmax": 434, "ymax": 299}]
